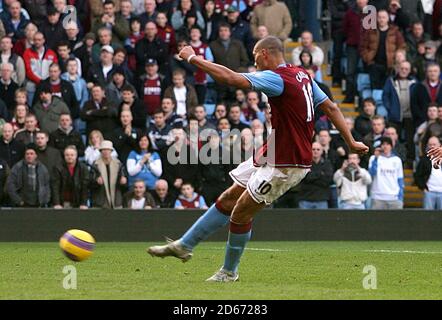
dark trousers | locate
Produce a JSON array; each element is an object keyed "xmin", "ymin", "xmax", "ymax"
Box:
[
  {"xmin": 345, "ymin": 45, "xmax": 360, "ymax": 98},
  {"xmin": 390, "ymin": 117, "xmax": 416, "ymax": 162},
  {"xmin": 367, "ymin": 63, "xmax": 388, "ymax": 89},
  {"xmin": 332, "ymin": 31, "xmax": 345, "ymax": 83},
  {"xmin": 195, "ymin": 84, "xmax": 207, "ymax": 105}
]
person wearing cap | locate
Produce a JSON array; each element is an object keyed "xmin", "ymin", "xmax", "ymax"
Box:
[
  {"xmin": 6, "ymin": 143, "xmax": 51, "ymax": 208},
  {"xmin": 139, "ymin": 58, "xmax": 164, "ymax": 116},
  {"xmin": 105, "ymin": 66, "xmax": 137, "ymax": 106},
  {"xmin": 91, "ymin": 27, "xmax": 123, "ymax": 64},
  {"xmin": 226, "ymin": 5, "xmax": 253, "ymax": 60},
  {"xmin": 91, "ymin": 0, "xmax": 130, "ymax": 46},
  {"xmin": 91, "ymin": 140, "xmax": 127, "ymax": 209},
  {"xmin": 39, "ymin": 5, "xmax": 66, "ymax": 51},
  {"xmin": 87, "ymin": 44, "xmax": 117, "ymax": 88},
  {"xmin": 369, "ymin": 136, "xmax": 404, "ymax": 210}
]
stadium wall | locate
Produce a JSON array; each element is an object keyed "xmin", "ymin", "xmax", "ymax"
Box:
[{"xmin": 0, "ymin": 209, "xmax": 441, "ymax": 241}]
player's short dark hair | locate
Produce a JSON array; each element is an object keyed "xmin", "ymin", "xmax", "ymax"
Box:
[{"xmin": 255, "ymin": 36, "xmax": 284, "ymax": 53}]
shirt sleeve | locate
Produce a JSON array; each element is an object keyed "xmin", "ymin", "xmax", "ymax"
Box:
[
  {"xmin": 311, "ymin": 80, "xmax": 329, "ymax": 108},
  {"xmin": 240, "ymin": 70, "xmax": 284, "ymax": 97}
]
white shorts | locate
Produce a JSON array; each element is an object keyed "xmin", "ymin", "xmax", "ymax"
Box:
[{"xmin": 229, "ymin": 157, "xmax": 310, "ymax": 205}]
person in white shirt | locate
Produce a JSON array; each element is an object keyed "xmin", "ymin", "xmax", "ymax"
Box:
[
  {"xmin": 416, "ymin": 136, "xmax": 442, "ymax": 210},
  {"xmin": 123, "ymin": 179, "xmax": 156, "ymax": 209},
  {"xmin": 334, "ymin": 153, "xmax": 372, "ymax": 210},
  {"xmin": 291, "ymin": 31, "xmax": 324, "ymax": 67},
  {"xmin": 369, "ymin": 136, "xmax": 404, "ymax": 209}
]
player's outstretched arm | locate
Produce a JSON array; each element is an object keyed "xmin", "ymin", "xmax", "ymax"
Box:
[
  {"xmin": 319, "ymin": 99, "xmax": 369, "ymax": 155},
  {"xmin": 178, "ymin": 46, "xmax": 251, "ymax": 90},
  {"xmin": 427, "ymin": 146, "xmax": 442, "ymax": 169}
]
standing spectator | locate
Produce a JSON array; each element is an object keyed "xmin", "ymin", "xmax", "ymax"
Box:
[
  {"xmin": 105, "ymin": 67, "xmax": 136, "ymax": 106},
  {"xmin": 210, "ymin": 23, "xmax": 249, "ymax": 101},
  {"xmin": 384, "ymin": 126, "xmax": 407, "ymax": 163},
  {"xmin": 415, "ymin": 103, "xmax": 439, "ymax": 158},
  {"xmin": 387, "ymin": 0, "xmax": 410, "ymax": 32},
  {"xmin": 91, "ymin": 27, "xmax": 123, "ymax": 64},
  {"xmin": 382, "ymin": 60, "xmax": 416, "ymax": 163},
  {"xmin": 22, "ymin": 0, "xmax": 48, "ymax": 26},
  {"xmin": 190, "ymin": 26, "xmax": 214, "ymax": 104},
  {"xmin": 125, "ymin": 17, "xmax": 144, "ymax": 72},
  {"xmin": 291, "ymin": 31, "xmax": 325, "ymax": 67},
  {"xmin": 49, "ymin": 113, "xmax": 86, "ymax": 157},
  {"xmin": 6, "ymin": 144, "xmax": 50, "ymax": 207},
  {"xmin": 420, "ymin": 105, "xmax": 442, "ymax": 156},
  {"xmin": 411, "ymin": 63, "xmax": 442, "ymax": 128},
  {"xmin": 414, "ymin": 40, "xmax": 438, "ymax": 81},
  {"xmin": 0, "ymin": 122, "xmax": 24, "ymax": 169},
  {"xmin": 0, "ymin": 159, "xmax": 8, "ymax": 205},
  {"xmin": 85, "ymin": 130, "xmax": 119, "ymax": 166},
  {"xmin": 123, "ymin": 179, "xmax": 156, "ymax": 209},
  {"xmin": 90, "ymin": 0, "xmax": 121, "ymax": 20},
  {"xmin": 298, "ymin": 142, "xmax": 334, "ymax": 209},
  {"xmin": 0, "ymin": 62, "xmax": 19, "ymax": 119},
  {"xmin": 81, "ymin": 84, "xmax": 119, "ymax": 140},
  {"xmin": 334, "ymin": 153, "xmax": 372, "ymax": 209},
  {"xmin": 1, "ymin": 1, "xmax": 29, "ymax": 42},
  {"xmin": 369, "ymin": 137, "xmax": 404, "ymax": 209},
  {"xmin": 228, "ymin": 103, "xmax": 250, "ymax": 132},
  {"xmin": 342, "ymin": 0, "xmax": 367, "ymax": 103},
  {"xmin": 92, "ymin": 0, "xmax": 130, "ymax": 46},
  {"xmin": 156, "ymin": 11, "xmax": 177, "ymax": 55},
  {"xmin": 209, "ymin": 103, "xmax": 227, "ymax": 126},
  {"xmin": 23, "ymin": 32, "xmax": 58, "ymax": 103},
  {"xmin": 174, "ymin": 182, "xmax": 208, "ymax": 209},
  {"xmin": 52, "ymin": 145, "xmax": 90, "ymax": 209},
  {"xmin": 126, "ymin": 133, "xmax": 162, "ymax": 190},
  {"xmin": 33, "ymin": 63, "xmax": 80, "ymax": 120},
  {"xmin": 14, "ymin": 113, "xmax": 39, "ymax": 145},
  {"xmin": 64, "ymin": 21, "xmax": 83, "ymax": 53},
  {"xmin": 119, "ymin": 0, "xmax": 136, "ymax": 22},
  {"xmin": 32, "ymin": 84, "xmax": 70, "ymax": 134},
  {"xmin": 250, "ymin": 0, "xmax": 292, "ymax": 41},
  {"xmin": 415, "ymin": 136, "xmax": 442, "ymax": 210},
  {"xmin": 163, "ymin": 68, "xmax": 198, "ymax": 118},
  {"xmin": 355, "ymin": 97, "xmax": 376, "ymax": 138},
  {"xmin": 359, "ymin": 9, "xmax": 406, "ymax": 90},
  {"xmin": 139, "ymin": 0, "xmax": 159, "ymax": 29},
  {"xmin": 56, "ymin": 41, "xmax": 82, "ymax": 76},
  {"xmin": 90, "ymin": 140, "xmax": 127, "ymax": 209},
  {"xmin": 0, "ymin": 37, "xmax": 25, "ymax": 86},
  {"xmin": 9, "ymin": 104, "xmax": 28, "ymax": 133},
  {"xmin": 88, "ymin": 45, "xmax": 117, "ymax": 88},
  {"xmin": 363, "ymin": 115, "xmax": 386, "ymax": 155},
  {"xmin": 148, "ymin": 109, "xmax": 174, "ymax": 153},
  {"xmin": 139, "ymin": 58, "xmax": 164, "ymax": 116},
  {"xmin": 39, "ymin": 6, "xmax": 67, "ymax": 51},
  {"xmin": 12, "ymin": 22, "xmax": 37, "ymax": 57},
  {"xmin": 35, "ymin": 131, "xmax": 63, "ymax": 178},
  {"xmin": 317, "ymin": 128, "xmax": 343, "ymax": 171},
  {"xmin": 202, "ymin": 0, "xmax": 224, "ymax": 43},
  {"xmin": 135, "ymin": 21, "xmax": 169, "ymax": 77},
  {"xmin": 151, "ymin": 179, "xmax": 175, "ymax": 208},
  {"xmin": 111, "ymin": 110, "xmax": 142, "ymax": 164},
  {"xmin": 118, "ymin": 85, "xmax": 146, "ymax": 130},
  {"xmin": 171, "ymin": 0, "xmax": 205, "ymax": 31},
  {"xmin": 74, "ymin": 32, "xmax": 96, "ymax": 78},
  {"xmin": 406, "ymin": 21, "xmax": 430, "ymax": 61},
  {"xmin": 226, "ymin": 5, "xmax": 253, "ymax": 58}
]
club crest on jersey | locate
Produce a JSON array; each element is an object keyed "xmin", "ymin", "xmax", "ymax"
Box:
[{"xmin": 296, "ymin": 71, "xmax": 309, "ymax": 83}]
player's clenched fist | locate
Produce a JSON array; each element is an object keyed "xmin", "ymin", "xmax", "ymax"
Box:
[
  {"xmin": 349, "ymin": 141, "xmax": 369, "ymax": 155},
  {"xmin": 178, "ymin": 46, "xmax": 196, "ymax": 62},
  {"xmin": 427, "ymin": 146, "xmax": 442, "ymax": 169}
]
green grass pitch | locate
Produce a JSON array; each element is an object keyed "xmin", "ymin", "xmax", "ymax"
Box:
[{"xmin": 1, "ymin": 242, "xmax": 442, "ymax": 299}]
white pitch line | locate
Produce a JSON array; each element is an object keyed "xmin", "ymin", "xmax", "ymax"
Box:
[
  {"xmin": 364, "ymin": 249, "xmax": 442, "ymax": 255},
  {"xmin": 208, "ymin": 247, "xmax": 290, "ymax": 252}
]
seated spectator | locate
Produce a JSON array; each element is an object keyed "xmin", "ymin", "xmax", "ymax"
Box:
[
  {"xmin": 6, "ymin": 144, "xmax": 50, "ymax": 207},
  {"xmin": 0, "ymin": 159, "xmax": 8, "ymax": 205},
  {"xmin": 317, "ymin": 129, "xmax": 343, "ymax": 171},
  {"xmin": 415, "ymin": 136, "xmax": 442, "ymax": 210},
  {"xmin": 334, "ymin": 153, "xmax": 372, "ymax": 210},
  {"xmin": 111, "ymin": 110, "xmax": 142, "ymax": 164},
  {"xmin": 0, "ymin": 63, "xmax": 19, "ymax": 119},
  {"xmin": 0, "ymin": 37, "xmax": 25, "ymax": 87},
  {"xmin": 12, "ymin": 21, "xmax": 37, "ymax": 57},
  {"xmin": 53, "ymin": 145, "xmax": 90, "ymax": 209},
  {"xmin": 64, "ymin": 21, "xmax": 83, "ymax": 53},
  {"xmin": 57, "ymin": 41, "xmax": 83, "ymax": 77},
  {"xmin": 139, "ymin": 58, "xmax": 164, "ymax": 116},
  {"xmin": 330, "ymin": 117, "xmax": 363, "ymax": 158},
  {"xmin": 85, "ymin": 130, "xmax": 118, "ymax": 166},
  {"xmin": 420, "ymin": 105, "xmax": 442, "ymax": 157},
  {"xmin": 360, "ymin": 9, "xmax": 405, "ymax": 89},
  {"xmin": 32, "ymin": 63, "xmax": 80, "ymax": 120},
  {"xmin": 91, "ymin": 27, "xmax": 122, "ymax": 64},
  {"xmin": 298, "ymin": 142, "xmax": 334, "ymax": 209},
  {"xmin": 160, "ymin": 96, "xmax": 184, "ymax": 128},
  {"xmin": 88, "ymin": 45, "xmax": 117, "ymax": 88},
  {"xmin": 123, "ymin": 179, "xmax": 156, "ymax": 209},
  {"xmin": 49, "ymin": 113, "xmax": 85, "ymax": 158},
  {"xmin": 415, "ymin": 103, "xmax": 439, "ymax": 158},
  {"xmin": 385, "ymin": 126, "xmax": 407, "ymax": 163},
  {"xmin": 152, "ymin": 179, "xmax": 176, "ymax": 208},
  {"xmin": 0, "ymin": 1, "xmax": 29, "ymax": 43},
  {"xmin": 406, "ymin": 21, "xmax": 430, "ymax": 61},
  {"xmin": 81, "ymin": 84, "xmax": 119, "ymax": 140},
  {"xmin": 10, "ymin": 103, "xmax": 28, "ymax": 133},
  {"xmin": 127, "ymin": 133, "xmax": 162, "ymax": 190},
  {"xmin": 113, "ymin": 47, "xmax": 134, "ymax": 84},
  {"xmin": 209, "ymin": 103, "xmax": 227, "ymax": 126},
  {"xmin": 0, "ymin": 122, "xmax": 24, "ymax": 169},
  {"xmin": 14, "ymin": 113, "xmax": 39, "ymax": 145},
  {"xmin": 35, "ymin": 131, "xmax": 63, "ymax": 178},
  {"xmin": 292, "ymin": 31, "xmax": 325, "ymax": 67},
  {"xmin": 411, "ymin": 63, "xmax": 442, "ymax": 128},
  {"xmin": 90, "ymin": 140, "xmax": 127, "ymax": 209},
  {"xmin": 118, "ymin": 85, "xmax": 145, "ymax": 129},
  {"xmin": 363, "ymin": 115, "xmax": 386, "ymax": 155},
  {"xmin": 39, "ymin": 6, "xmax": 66, "ymax": 51},
  {"xmin": 226, "ymin": 5, "xmax": 253, "ymax": 59},
  {"xmin": 105, "ymin": 67, "xmax": 136, "ymax": 106},
  {"xmin": 369, "ymin": 137, "xmax": 404, "ymax": 209},
  {"xmin": 174, "ymin": 182, "xmax": 208, "ymax": 209},
  {"xmin": 228, "ymin": 103, "xmax": 250, "ymax": 132},
  {"xmin": 297, "ymin": 50, "xmax": 322, "ymax": 82},
  {"xmin": 194, "ymin": 105, "xmax": 216, "ymax": 133},
  {"xmin": 176, "ymin": 11, "xmax": 200, "ymax": 47},
  {"xmin": 148, "ymin": 109, "xmax": 174, "ymax": 153},
  {"xmin": 91, "ymin": 0, "xmax": 130, "ymax": 46},
  {"xmin": 250, "ymin": 0, "xmax": 292, "ymax": 41},
  {"xmin": 138, "ymin": 0, "xmax": 158, "ymax": 30},
  {"xmin": 33, "ymin": 84, "xmax": 70, "ymax": 134},
  {"xmin": 355, "ymin": 98, "xmax": 377, "ymax": 138},
  {"xmin": 163, "ymin": 68, "xmax": 198, "ymax": 118}
]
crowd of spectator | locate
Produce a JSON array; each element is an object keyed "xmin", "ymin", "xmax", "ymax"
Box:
[{"xmin": 0, "ymin": 0, "xmax": 441, "ymax": 210}]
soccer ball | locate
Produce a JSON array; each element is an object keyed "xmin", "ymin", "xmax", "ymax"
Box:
[{"xmin": 59, "ymin": 229, "xmax": 95, "ymax": 262}]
